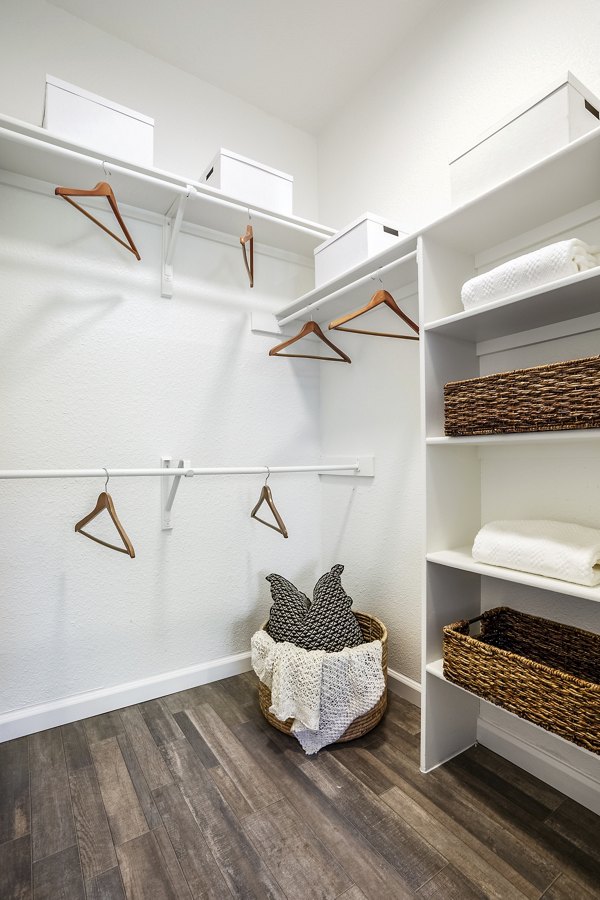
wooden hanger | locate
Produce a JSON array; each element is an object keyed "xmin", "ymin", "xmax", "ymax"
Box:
[
  {"xmin": 75, "ymin": 480, "xmax": 135, "ymax": 557},
  {"xmin": 329, "ymin": 289, "xmax": 419, "ymax": 340},
  {"xmin": 269, "ymin": 320, "xmax": 351, "ymax": 363},
  {"xmin": 240, "ymin": 223, "xmax": 254, "ymax": 287},
  {"xmin": 55, "ymin": 181, "xmax": 141, "ymax": 260},
  {"xmin": 251, "ymin": 474, "xmax": 288, "ymax": 538}
]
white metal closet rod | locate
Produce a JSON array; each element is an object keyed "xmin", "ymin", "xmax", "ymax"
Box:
[
  {"xmin": 0, "ymin": 128, "xmax": 328, "ymax": 240},
  {"xmin": 0, "ymin": 464, "xmax": 358, "ymax": 480},
  {"xmin": 277, "ymin": 250, "xmax": 418, "ymax": 326}
]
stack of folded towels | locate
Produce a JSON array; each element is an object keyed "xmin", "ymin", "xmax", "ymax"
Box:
[
  {"xmin": 461, "ymin": 238, "xmax": 599, "ymax": 310},
  {"xmin": 473, "ymin": 519, "xmax": 600, "ymax": 586}
]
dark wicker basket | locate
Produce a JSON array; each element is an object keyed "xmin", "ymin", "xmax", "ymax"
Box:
[
  {"xmin": 258, "ymin": 611, "xmax": 388, "ymax": 742},
  {"xmin": 444, "ymin": 354, "xmax": 600, "ymax": 436},
  {"xmin": 443, "ymin": 606, "xmax": 600, "ymax": 753}
]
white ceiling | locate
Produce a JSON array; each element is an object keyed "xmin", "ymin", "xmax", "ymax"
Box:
[{"xmin": 48, "ymin": 0, "xmax": 437, "ymax": 133}]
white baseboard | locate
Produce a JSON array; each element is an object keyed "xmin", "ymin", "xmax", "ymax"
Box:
[
  {"xmin": 0, "ymin": 651, "xmax": 253, "ymax": 743},
  {"xmin": 388, "ymin": 667, "xmax": 421, "ymax": 707},
  {"xmin": 477, "ymin": 719, "xmax": 600, "ymax": 816}
]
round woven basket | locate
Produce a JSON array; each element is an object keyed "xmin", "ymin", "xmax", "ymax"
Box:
[{"xmin": 258, "ymin": 611, "xmax": 388, "ymax": 742}]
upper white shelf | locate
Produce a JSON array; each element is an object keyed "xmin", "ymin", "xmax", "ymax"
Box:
[
  {"xmin": 276, "ymin": 236, "xmax": 418, "ymax": 324},
  {"xmin": 427, "ymin": 546, "xmax": 600, "ymax": 603},
  {"xmin": 427, "ymin": 428, "xmax": 600, "ymax": 446},
  {"xmin": 425, "ymin": 123, "xmax": 600, "ymax": 255},
  {"xmin": 0, "ymin": 114, "xmax": 335, "ymax": 258},
  {"xmin": 424, "ymin": 267, "xmax": 600, "ymax": 342}
]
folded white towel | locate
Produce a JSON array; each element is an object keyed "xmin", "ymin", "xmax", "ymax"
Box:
[
  {"xmin": 461, "ymin": 239, "xmax": 599, "ymax": 310},
  {"xmin": 472, "ymin": 519, "xmax": 600, "ymax": 587},
  {"xmin": 251, "ymin": 629, "xmax": 384, "ymax": 754}
]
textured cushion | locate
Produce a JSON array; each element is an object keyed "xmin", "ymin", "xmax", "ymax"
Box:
[{"xmin": 266, "ymin": 565, "xmax": 364, "ymax": 652}]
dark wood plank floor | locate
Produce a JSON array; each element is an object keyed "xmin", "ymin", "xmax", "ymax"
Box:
[{"xmin": 1, "ymin": 672, "xmax": 598, "ymax": 899}]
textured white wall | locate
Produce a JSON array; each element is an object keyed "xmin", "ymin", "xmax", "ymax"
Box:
[
  {"xmin": 0, "ymin": 181, "xmax": 323, "ymax": 714},
  {"xmin": 0, "ymin": 0, "xmax": 320, "ymax": 220},
  {"xmin": 317, "ymin": 0, "xmax": 600, "ymax": 231}
]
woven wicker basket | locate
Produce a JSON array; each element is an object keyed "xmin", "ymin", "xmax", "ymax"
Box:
[
  {"xmin": 444, "ymin": 354, "xmax": 600, "ymax": 436},
  {"xmin": 258, "ymin": 611, "xmax": 388, "ymax": 742},
  {"xmin": 443, "ymin": 606, "xmax": 600, "ymax": 753}
]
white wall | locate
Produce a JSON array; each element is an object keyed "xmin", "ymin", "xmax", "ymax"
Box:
[
  {"xmin": 0, "ymin": 0, "xmax": 320, "ymax": 221},
  {"xmin": 0, "ymin": 177, "xmax": 323, "ymax": 721},
  {"xmin": 317, "ymin": 0, "xmax": 600, "ymax": 231}
]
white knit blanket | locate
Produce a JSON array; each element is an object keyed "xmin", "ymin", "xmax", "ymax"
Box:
[
  {"xmin": 251, "ymin": 630, "xmax": 384, "ymax": 754},
  {"xmin": 461, "ymin": 239, "xmax": 599, "ymax": 310},
  {"xmin": 473, "ymin": 519, "xmax": 600, "ymax": 587}
]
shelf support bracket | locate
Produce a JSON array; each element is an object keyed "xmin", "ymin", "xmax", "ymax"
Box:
[
  {"xmin": 162, "ymin": 186, "xmax": 194, "ymax": 298},
  {"xmin": 161, "ymin": 456, "xmax": 192, "ymax": 530}
]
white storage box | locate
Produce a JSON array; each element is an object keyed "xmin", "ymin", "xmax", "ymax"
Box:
[
  {"xmin": 314, "ymin": 213, "xmax": 404, "ymax": 287},
  {"xmin": 43, "ymin": 75, "xmax": 154, "ymax": 167},
  {"xmin": 449, "ymin": 72, "xmax": 600, "ymax": 206},
  {"xmin": 202, "ymin": 148, "xmax": 293, "ymax": 215}
]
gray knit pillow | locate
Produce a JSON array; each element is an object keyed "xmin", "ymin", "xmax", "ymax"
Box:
[{"xmin": 265, "ymin": 565, "xmax": 364, "ymax": 652}]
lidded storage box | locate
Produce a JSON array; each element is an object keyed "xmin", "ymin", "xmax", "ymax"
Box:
[
  {"xmin": 314, "ymin": 213, "xmax": 405, "ymax": 288},
  {"xmin": 444, "ymin": 354, "xmax": 600, "ymax": 436},
  {"xmin": 43, "ymin": 75, "xmax": 154, "ymax": 167},
  {"xmin": 201, "ymin": 148, "xmax": 293, "ymax": 215},
  {"xmin": 449, "ymin": 72, "xmax": 600, "ymax": 205}
]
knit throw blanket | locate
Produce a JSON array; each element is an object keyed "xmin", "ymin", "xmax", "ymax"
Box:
[{"xmin": 251, "ymin": 630, "xmax": 384, "ymax": 754}]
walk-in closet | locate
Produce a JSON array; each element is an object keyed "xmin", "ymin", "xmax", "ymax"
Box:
[{"xmin": 0, "ymin": 1, "xmax": 599, "ymax": 898}]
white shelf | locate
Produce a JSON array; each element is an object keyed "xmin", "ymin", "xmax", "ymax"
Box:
[
  {"xmin": 0, "ymin": 114, "xmax": 334, "ymax": 258},
  {"xmin": 427, "ymin": 428, "xmax": 600, "ymax": 446},
  {"xmin": 276, "ymin": 238, "xmax": 418, "ymax": 324},
  {"xmin": 426, "ymin": 546, "xmax": 600, "ymax": 603},
  {"xmin": 424, "ymin": 267, "xmax": 600, "ymax": 342},
  {"xmin": 425, "ymin": 659, "xmax": 598, "ymax": 759},
  {"xmin": 425, "ymin": 123, "xmax": 600, "ymax": 254}
]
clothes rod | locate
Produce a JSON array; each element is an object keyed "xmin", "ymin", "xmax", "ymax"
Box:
[
  {"xmin": 277, "ymin": 250, "xmax": 418, "ymax": 327},
  {"xmin": 0, "ymin": 464, "xmax": 359, "ymax": 480},
  {"xmin": 0, "ymin": 127, "xmax": 329, "ymax": 241}
]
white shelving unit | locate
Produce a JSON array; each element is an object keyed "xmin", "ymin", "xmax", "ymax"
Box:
[
  {"xmin": 0, "ymin": 114, "xmax": 335, "ymax": 259},
  {"xmin": 419, "ymin": 125, "xmax": 600, "ymax": 814}
]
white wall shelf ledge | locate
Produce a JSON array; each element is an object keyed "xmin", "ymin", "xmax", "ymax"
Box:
[
  {"xmin": 276, "ymin": 239, "xmax": 418, "ymax": 325},
  {"xmin": 0, "ymin": 114, "xmax": 335, "ymax": 259},
  {"xmin": 426, "ymin": 428, "xmax": 600, "ymax": 446},
  {"xmin": 424, "ymin": 267, "xmax": 600, "ymax": 343},
  {"xmin": 427, "ymin": 547, "xmax": 600, "ymax": 603}
]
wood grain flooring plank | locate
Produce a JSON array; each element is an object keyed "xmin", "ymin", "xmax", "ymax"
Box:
[
  {"xmin": 329, "ymin": 743, "xmax": 396, "ymax": 795},
  {"xmin": 215, "ymin": 673, "xmax": 264, "ymax": 726},
  {"xmin": 29, "ymin": 728, "xmax": 76, "ymax": 861},
  {"xmin": 446, "ymin": 753, "xmax": 600, "ymax": 894},
  {"xmin": 68, "ymin": 764, "xmax": 116, "ymax": 879},
  {"xmin": 541, "ymin": 872, "xmax": 599, "ymax": 899},
  {"xmin": 336, "ymin": 888, "xmax": 366, "ymax": 900},
  {"xmin": 185, "ymin": 704, "xmax": 281, "ymax": 811},
  {"xmin": 0, "ymin": 737, "xmax": 30, "ymax": 844},
  {"xmin": 172, "ymin": 712, "xmax": 219, "ymax": 769},
  {"xmin": 208, "ymin": 765, "xmax": 252, "ymax": 820},
  {"xmin": 381, "ymin": 784, "xmax": 530, "ymax": 900},
  {"xmin": 116, "ymin": 734, "xmax": 162, "ymax": 830},
  {"xmin": 544, "ymin": 798, "xmax": 600, "ymax": 863},
  {"xmin": 85, "ymin": 867, "xmax": 126, "ymax": 900},
  {"xmin": 233, "ymin": 720, "xmax": 415, "ymax": 900},
  {"xmin": 163, "ymin": 685, "xmax": 218, "ymax": 715},
  {"xmin": 242, "ymin": 797, "xmax": 352, "ymax": 900},
  {"xmin": 32, "ymin": 844, "xmax": 85, "ymax": 900},
  {"xmin": 152, "ymin": 825, "xmax": 193, "ymax": 899},
  {"xmin": 83, "ymin": 712, "xmax": 125, "ymax": 746},
  {"xmin": 89, "ymin": 737, "xmax": 148, "ymax": 847},
  {"xmin": 139, "ymin": 700, "xmax": 185, "ymax": 747},
  {"xmin": 0, "ymin": 833, "xmax": 32, "ymax": 900},
  {"xmin": 363, "ymin": 738, "xmax": 553, "ymax": 897},
  {"xmin": 61, "ymin": 722, "xmax": 92, "ymax": 773},
  {"xmin": 153, "ymin": 782, "xmax": 231, "ymax": 900},
  {"xmin": 415, "ymin": 864, "xmax": 487, "ymax": 899},
  {"xmin": 118, "ymin": 707, "xmax": 173, "ymax": 791},
  {"xmin": 160, "ymin": 737, "xmax": 286, "ymax": 898},
  {"xmin": 188, "ymin": 681, "xmax": 252, "ymax": 729},
  {"xmin": 464, "ymin": 743, "xmax": 563, "ymax": 813},
  {"xmin": 116, "ymin": 831, "xmax": 179, "ymax": 900},
  {"xmin": 301, "ymin": 752, "xmax": 447, "ymax": 892},
  {"xmin": 385, "ymin": 692, "xmax": 422, "ymax": 735}
]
